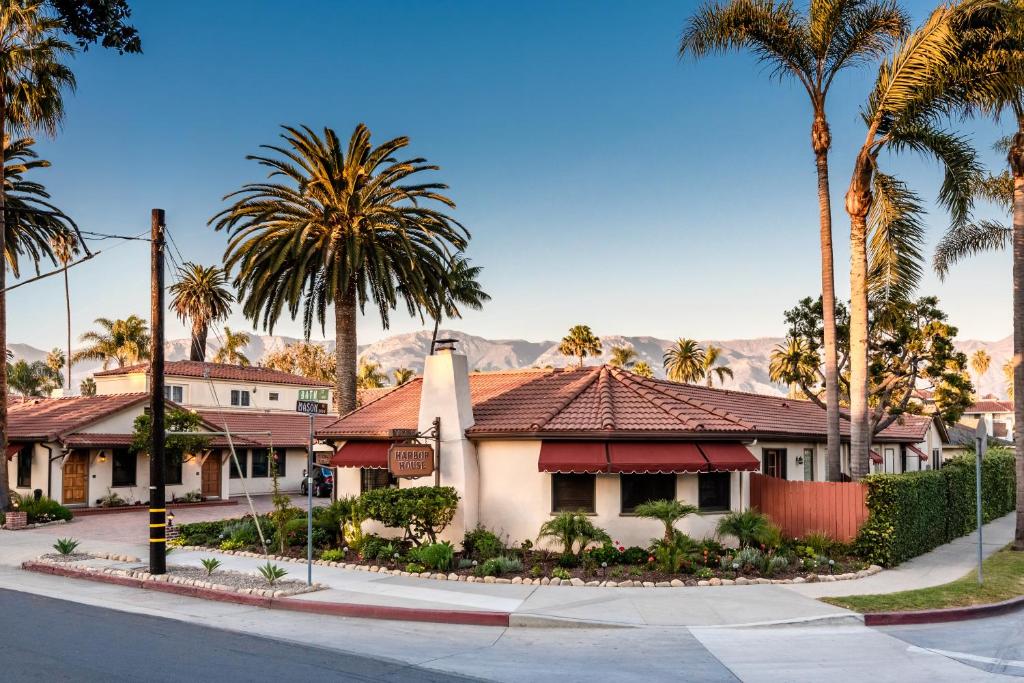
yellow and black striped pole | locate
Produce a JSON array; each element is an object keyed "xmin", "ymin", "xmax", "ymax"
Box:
[{"xmin": 149, "ymin": 209, "xmax": 167, "ymax": 574}]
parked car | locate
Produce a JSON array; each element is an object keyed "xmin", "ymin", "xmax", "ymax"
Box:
[{"xmin": 301, "ymin": 466, "xmax": 333, "ymax": 498}]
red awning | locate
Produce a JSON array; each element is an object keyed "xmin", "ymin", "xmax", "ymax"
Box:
[
  {"xmin": 331, "ymin": 441, "xmax": 389, "ymax": 469},
  {"xmin": 608, "ymin": 442, "xmax": 706, "ymax": 473},
  {"xmin": 908, "ymin": 444, "xmax": 929, "ymax": 461},
  {"xmin": 870, "ymin": 449, "xmax": 883, "ymax": 464},
  {"xmin": 538, "ymin": 441, "xmax": 609, "ymax": 473},
  {"xmin": 5, "ymin": 444, "xmax": 22, "ymax": 461},
  {"xmin": 698, "ymin": 442, "xmax": 761, "ymax": 472}
]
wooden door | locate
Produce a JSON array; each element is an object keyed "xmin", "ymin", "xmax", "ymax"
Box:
[
  {"xmin": 201, "ymin": 452, "xmax": 222, "ymax": 499},
  {"xmin": 62, "ymin": 452, "xmax": 87, "ymax": 505}
]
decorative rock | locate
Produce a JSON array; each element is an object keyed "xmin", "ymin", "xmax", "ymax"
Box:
[
  {"xmin": 642, "ymin": 581, "xmax": 656, "ymax": 588},
  {"xmin": 791, "ymin": 576, "xmax": 806, "ymax": 583},
  {"xmin": 495, "ymin": 578, "xmax": 512, "ymax": 584},
  {"xmin": 541, "ymin": 577, "xmax": 551, "ymax": 585},
  {"xmin": 419, "ymin": 572, "xmax": 431, "ymax": 578},
  {"xmin": 617, "ymin": 580, "xmax": 633, "ymax": 587},
  {"xmin": 549, "ymin": 577, "xmax": 561, "ymax": 586},
  {"xmin": 448, "ymin": 573, "xmax": 459, "ymax": 581},
  {"xmin": 458, "ymin": 575, "xmax": 467, "ymax": 582},
  {"xmin": 755, "ymin": 578, "xmax": 771, "ymax": 585},
  {"xmin": 685, "ymin": 580, "xmax": 697, "ymax": 587},
  {"xmin": 606, "ymin": 581, "xmax": 618, "ymax": 588},
  {"xmin": 511, "ymin": 576, "xmax": 522, "ymax": 584},
  {"xmin": 721, "ymin": 579, "xmax": 735, "ymax": 586},
  {"xmin": 586, "ymin": 581, "xmax": 601, "ymax": 587},
  {"xmin": 569, "ymin": 578, "xmax": 585, "ymax": 587},
  {"xmin": 697, "ymin": 580, "xmax": 710, "ymax": 587},
  {"xmin": 273, "ymin": 590, "xmax": 285, "ymax": 598},
  {"xmin": 483, "ymin": 576, "xmax": 496, "ymax": 584},
  {"xmin": 708, "ymin": 578, "xmax": 722, "ymax": 586},
  {"xmin": 655, "ymin": 581, "xmax": 670, "ymax": 588},
  {"xmin": 670, "ymin": 579, "xmax": 684, "ymax": 587}
]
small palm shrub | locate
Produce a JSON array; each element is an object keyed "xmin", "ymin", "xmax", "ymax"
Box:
[
  {"xmin": 715, "ymin": 509, "xmax": 774, "ymax": 548},
  {"xmin": 538, "ymin": 512, "xmax": 611, "ymax": 559},
  {"xmin": 200, "ymin": 557, "xmax": 222, "ymax": 576},
  {"xmin": 650, "ymin": 531, "xmax": 700, "ymax": 573},
  {"xmin": 98, "ymin": 489, "xmax": 126, "ymax": 508},
  {"xmin": 376, "ymin": 541, "xmax": 402, "ymax": 563},
  {"xmin": 634, "ymin": 499, "xmax": 699, "ymax": 544},
  {"xmin": 257, "ymin": 562, "xmax": 288, "ymax": 585},
  {"xmin": 408, "ymin": 541, "xmax": 454, "ymax": 571},
  {"xmin": 53, "ymin": 538, "xmax": 80, "ymax": 555},
  {"xmin": 478, "ymin": 555, "xmax": 522, "ymax": 577}
]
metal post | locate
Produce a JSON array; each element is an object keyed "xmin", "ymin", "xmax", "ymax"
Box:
[
  {"xmin": 433, "ymin": 416, "xmax": 441, "ymax": 488},
  {"xmin": 307, "ymin": 413, "xmax": 314, "ymax": 586},
  {"xmin": 149, "ymin": 209, "xmax": 166, "ymax": 575},
  {"xmin": 974, "ymin": 419, "xmax": 987, "ymax": 585}
]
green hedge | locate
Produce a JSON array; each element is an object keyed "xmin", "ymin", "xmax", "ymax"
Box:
[{"xmin": 856, "ymin": 449, "xmax": 1017, "ymax": 567}]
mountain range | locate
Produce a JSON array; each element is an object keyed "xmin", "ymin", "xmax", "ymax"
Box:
[{"xmin": 10, "ymin": 329, "xmax": 1013, "ymax": 399}]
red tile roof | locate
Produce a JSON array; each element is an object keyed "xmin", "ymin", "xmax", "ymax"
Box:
[
  {"xmin": 94, "ymin": 360, "xmax": 330, "ymax": 387},
  {"xmin": 319, "ymin": 366, "xmax": 936, "ymax": 443},
  {"xmin": 966, "ymin": 400, "xmax": 1013, "ymax": 414},
  {"xmin": 198, "ymin": 410, "xmax": 337, "ymax": 448},
  {"xmin": 8, "ymin": 394, "xmax": 150, "ymax": 441}
]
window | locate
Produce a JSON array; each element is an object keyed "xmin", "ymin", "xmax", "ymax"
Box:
[
  {"xmin": 932, "ymin": 448, "xmax": 941, "ymax": 470},
  {"xmin": 163, "ymin": 385, "xmax": 184, "ymax": 403},
  {"xmin": 230, "ymin": 450, "xmax": 248, "ymax": 478},
  {"xmin": 111, "ymin": 449, "xmax": 136, "ymax": 487},
  {"xmin": 884, "ymin": 447, "xmax": 896, "ymax": 473},
  {"xmin": 762, "ymin": 448, "xmax": 787, "ymax": 479},
  {"xmin": 899, "ymin": 446, "xmax": 908, "ymax": 473},
  {"xmin": 620, "ymin": 474, "xmax": 675, "ymax": 513},
  {"xmin": 551, "ymin": 473, "xmax": 596, "ymax": 513},
  {"xmin": 360, "ymin": 468, "xmax": 396, "ymax": 493},
  {"xmin": 251, "ymin": 449, "xmax": 270, "ymax": 478},
  {"xmin": 230, "ymin": 390, "xmax": 250, "ymax": 407},
  {"xmin": 165, "ymin": 457, "xmax": 183, "ymax": 486},
  {"xmin": 802, "ymin": 448, "xmax": 814, "ymax": 481},
  {"xmin": 16, "ymin": 447, "xmax": 30, "ymax": 488},
  {"xmin": 269, "ymin": 392, "xmax": 279, "ymax": 401},
  {"xmin": 698, "ymin": 472, "xmax": 731, "ymax": 512}
]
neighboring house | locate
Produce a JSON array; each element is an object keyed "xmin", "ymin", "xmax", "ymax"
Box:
[
  {"xmin": 319, "ymin": 345, "xmax": 947, "ymax": 548},
  {"xmin": 960, "ymin": 398, "xmax": 1014, "ymax": 442},
  {"xmin": 942, "ymin": 422, "xmax": 1012, "ymax": 461}
]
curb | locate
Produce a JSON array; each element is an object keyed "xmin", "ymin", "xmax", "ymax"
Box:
[
  {"xmin": 864, "ymin": 595, "xmax": 1024, "ymax": 626},
  {"xmin": 22, "ymin": 561, "xmax": 509, "ymax": 627}
]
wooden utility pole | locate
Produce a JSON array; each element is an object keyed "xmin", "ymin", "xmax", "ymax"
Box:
[{"xmin": 149, "ymin": 209, "xmax": 167, "ymax": 574}]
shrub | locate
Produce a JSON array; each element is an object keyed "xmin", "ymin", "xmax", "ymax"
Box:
[
  {"xmin": 634, "ymin": 499, "xmax": 699, "ymax": 544},
  {"xmin": 588, "ymin": 542, "xmax": 625, "ymax": 566},
  {"xmin": 319, "ymin": 549, "xmax": 346, "ymax": 562},
  {"xmin": 283, "ymin": 517, "xmax": 331, "ymax": 549},
  {"xmin": 19, "ymin": 496, "xmax": 72, "ymax": 524},
  {"xmin": 377, "ymin": 541, "xmax": 402, "ymax": 563},
  {"xmin": 359, "ymin": 535, "xmax": 387, "ymax": 561},
  {"xmin": 178, "ymin": 520, "xmax": 227, "ymax": 546},
  {"xmin": 405, "ymin": 562, "xmax": 426, "ymax": 574},
  {"xmin": 620, "ymin": 546, "xmax": 649, "ymax": 565},
  {"xmin": 552, "ymin": 567, "xmax": 571, "ymax": 580},
  {"xmin": 223, "ymin": 518, "xmax": 263, "ymax": 547},
  {"xmin": 461, "ymin": 525, "xmax": 504, "ymax": 560},
  {"xmin": 98, "ymin": 489, "xmax": 126, "ymax": 508},
  {"xmin": 715, "ymin": 509, "xmax": 774, "ymax": 548},
  {"xmin": 359, "ymin": 486, "xmax": 459, "ymax": 545},
  {"xmin": 257, "ymin": 562, "xmax": 288, "ymax": 585},
  {"xmin": 798, "ymin": 532, "xmax": 836, "ymax": 557},
  {"xmin": 537, "ymin": 512, "xmax": 611, "ymax": 558},
  {"xmin": 53, "ymin": 538, "xmax": 80, "ymax": 555},
  {"xmin": 764, "ymin": 554, "xmax": 790, "ymax": 577},
  {"xmin": 649, "ymin": 531, "xmax": 700, "ymax": 573},
  {"xmin": 479, "ymin": 555, "xmax": 522, "ymax": 577},
  {"xmin": 314, "ymin": 497, "xmax": 355, "ymax": 548},
  {"xmin": 200, "ymin": 558, "xmax": 222, "ymax": 576},
  {"xmin": 219, "ymin": 539, "xmax": 245, "ymax": 551},
  {"xmin": 694, "ymin": 567, "xmax": 713, "ymax": 580},
  {"xmin": 408, "ymin": 541, "xmax": 455, "ymax": 571}
]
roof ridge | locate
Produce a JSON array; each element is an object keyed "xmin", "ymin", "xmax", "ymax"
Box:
[
  {"xmin": 597, "ymin": 366, "xmax": 615, "ymax": 430},
  {"xmin": 529, "ymin": 367, "xmax": 603, "ymax": 431},
  {"xmin": 608, "ymin": 368, "xmax": 706, "ymax": 430},
  {"xmin": 611, "ymin": 368, "xmax": 755, "ymax": 430}
]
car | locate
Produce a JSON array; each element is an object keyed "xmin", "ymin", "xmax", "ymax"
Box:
[{"xmin": 300, "ymin": 466, "xmax": 334, "ymax": 498}]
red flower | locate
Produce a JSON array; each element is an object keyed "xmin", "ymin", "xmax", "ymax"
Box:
[
  {"xmin": 618, "ymin": 546, "xmax": 625, "ymax": 552},
  {"xmin": 647, "ymin": 555, "xmax": 655, "ymax": 563}
]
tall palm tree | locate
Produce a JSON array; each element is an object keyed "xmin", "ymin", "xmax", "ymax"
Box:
[
  {"xmin": 392, "ymin": 367, "xmax": 415, "ymax": 386},
  {"xmin": 45, "ymin": 346, "xmax": 63, "ymax": 386},
  {"xmin": 970, "ymin": 348, "xmax": 992, "ymax": 389},
  {"xmin": 169, "ymin": 262, "xmax": 234, "ymax": 362},
  {"xmin": 558, "ymin": 325, "xmax": 602, "ymax": 368},
  {"xmin": 609, "ymin": 345, "xmax": 637, "ymax": 369},
  {"xmin": 631, "ymin": 360, "xmax": 654, "ymax": 378},
  {"xmin": 357, "ymin": 359, "xmax": 386, "ymax": 389},
  {"xmin": 211, "ymin": 124, "xmax": 469, "ymax": 414},
  {"xmin": 702, "ymin": 344, "xmax": 734, "ymax": 387},
  {"xmin": 769, "ymin": 336, "xmax": 820, "ymax": 398},
  {"xmin": 1005, "ymin": 359, "xmax": 1015, "ymax": 401},
  {"xmin": 212, "ymin": 326, "xmax": 250, "ymax": 366},
  {"xmin": 74, "ymin": 315, "xmax": 150, "ymax": 369},
  {"xmin": 7, "ymin": 359, "xmax": 57, "ymax": 397},
  {"xmin": 0, "ymin": 2, "xmax": 76, "ymax": 511},
  {"xmin": 422, "ymin": 255, "xmax": 490, "ymax": 354},
  {"xmin": 50, "ymin": 228, "xmax": 77, "ymax": 391},
  {"xmin": 681, "ymin": 0, "xmax": 906, "ymax": 481},
  {"xmin": 79, "ymin": 376, "xmax": 95, "ymax": 396},
  {"xmin": 842, "ymin": 2, "xmax": 992, "ymax": 479},
  {"xmin": 663, "ymin": 338, "xmax": 706, "ymax": 384}
]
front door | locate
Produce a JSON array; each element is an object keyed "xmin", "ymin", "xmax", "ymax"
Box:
[
  {"xmin": 62, "ymin": 452, "xmax": 87, "ymax": 505},
  {"xmin": 201, "ymin": 452, "xmax": 221, "ymax": 499}
]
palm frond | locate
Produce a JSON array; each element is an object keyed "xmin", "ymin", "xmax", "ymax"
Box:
[
  {"xmin": 933, "ymin": 219, "xmax": 1011, "ymax": 278},
  {"xmin": 867, "ymin": 171, "xmax": 925, "ymax": 302}
]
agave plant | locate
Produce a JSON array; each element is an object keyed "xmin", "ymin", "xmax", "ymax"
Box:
[
  {"xmin": 53, "ymin": 538, "xmax": 79, "ymax": 556},
  {"xmin": 257, "ymin": 561, "xmax": 288, "ymax": 586},
  {"xmin": 200, "ymin": 557, "xmax": 222, "ymax": 576}
]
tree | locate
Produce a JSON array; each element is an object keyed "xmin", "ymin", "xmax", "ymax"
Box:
[
  {"xmin": 50, "ymin": 228, "xmax": 77, "ymax": 391},
  {"xmin": 392, "ymin": 367, "xmax": 415, "ymax": 385},
  {"xmin": 212, "ymin": 326, "xmax": 250, "ymax": 366},
  {"xmin": 420, "ymin": 255, "xmax": 489, "ymax": 354},
  {"xmin": 7, "ymin": 359, "xmax": 59, "ymax": 397},
  {"xmin": 558, "ymin": 324, "xmax": 601, "ymax": 368},
  {"xmin": 634, "ymin": 499, "xmax": 699, "ymax": 545},
  {"xmin": 1005, "ymin": 359, "xmax": 1016, "ymax": 401},
  {"xmin": 78, "ymin": 376, "xmax": 94, "ymax": 396},
  {"xmin": 47, "ymin": 0, "xmax": 141, "ymax": 53},
  {"xmin": 262, "ymin": 341, "xmax": 334, "ymax": 382},
  {"xmin": 608, "ymin": 345, "xmax": 637, "ymax": 369},
  {"xmin": 45, "ymin": 347, "xmax": 63, "ymax": 388},
  {"xmin": 681, "ymin": 0, "xmax": 906, "ymax": 482},
  {"xmin": 772, "ymin": 296, "xmax": 973, "ymax": 434},
  {"xmin": 169, "ymin": 263, "xmax": 233, "ymax": 362},
  {"xmin": 663, "ymin": 338, "xmax": 706, "ymax": 384},
  {"xmin": 73, "ymin": 315, "xmax": 149, "ymax": 369},
  {"xmin": 356, "ymin": 359, "xmax": 386, "ymax": 390},
  {"xmin": 212, "ymin": 124, "xmax": 469, "ymax": 415},
  {"xmin": 631, "ymin": 360, "xmax": 654, "ymax": 378},
  {"xmin": 971, "ymin": 349, "xmax": 992, "ymax": 388},
  {"xmin": 702, "ymin": 344, "xmax": 734, "ymax": 387},
  {"xmin": 131, "ymin": 408, "xmax": 210, "ymax": 477}
]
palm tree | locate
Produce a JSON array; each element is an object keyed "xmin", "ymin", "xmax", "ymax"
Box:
[
  {"xmin": 1005, "ymin": 359, "xmax": 1016, "ymax": 401},
  {"xmin": 392, "ymin": 367, "xmax": 415, "ymax": 385},
  {"xmin": 45, "ymin": 347, "xmax": 63, "ymax": 387},
  {"xmin": 0, "ymin": 1, "xmax": 77, "ymax": 511},
  {"xmin": 681, "ymin": 0, "xmax": 906, "ymax": 482},
  {"xmin": 356, "ymin": 359, "xmax": 386, "ymax": 390},
  {"xmin": 663, "ymin": 338, "xmax": 706, "ymax": 384},
  {"xmin": 212, "ymin": 327, "xmax": 250, "ymax": 366},
  {"xmin": 609, "ymin": 345, "xmax": 637, "ymax": 369},
  {"xmin": 7, "ymin": 359, "xmax": 58, "ymax": 397},
  {"xmin": 631, "ymin": 360, "xmax": 654, "ymax": 378},
  {"xmin": 73, "ymin": 316, "xmax": 150, "ymax": 370},
  {"xmin": 422, "ymin": 255, "xmax": 490, "ymax": 354},
  {"xmin": 769, "ymin": 336, "xmax": 820, "ymax": 398},
  {"xmin": 634, "ymin": 499, "xmax": 699, "ymax": 545},
  {"xmin": 702, "ymin": 344, "xmax": 734, "ymax": 387},
  {"xmin": 211, "ymin": 124, "xmax": 469, "ymax": 414},
  {"xmin": 50, "ymin": 228, "xmax": 77, "ymax": 391},
  {"xmin": 970, "ymin": 349, "xmax": 992, "ymax": 389},
  {"xmin": 79, "ymin": 376, "xmax": 95, "ymax": 396},
  {"xmin": 842, "ymin": 3, "xmax": 992, "ymax": 479},
  {"xmin": 169, "ymin": 262, "xmax": 233, "ymax": 362},
  {"xmin": 558, "ymin": 325, "xmax": 602, "ymax": 368}
]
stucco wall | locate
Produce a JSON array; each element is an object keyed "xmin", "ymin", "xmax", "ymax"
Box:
[{"xmin": 95, "ymin": 373, "xmax": 334, "ymax": 413}]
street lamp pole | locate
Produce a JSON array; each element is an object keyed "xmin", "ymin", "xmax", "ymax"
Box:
[{"xmin": 974, "ymin": 418, "xmax": 988, "ymax": 585}]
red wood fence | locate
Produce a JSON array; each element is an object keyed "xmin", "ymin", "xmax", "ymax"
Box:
[{"xmin": 748, "ymin": 473, "xmax": 868, "ymax": 543}]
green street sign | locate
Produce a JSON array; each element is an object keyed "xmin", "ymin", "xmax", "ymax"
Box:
[{"xmin": 298, "ymin": 389, "xmax": 329, "ymax": 401}]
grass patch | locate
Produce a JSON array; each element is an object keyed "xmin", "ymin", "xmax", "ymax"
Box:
[{"xmin": 822, "ymin": 545, "xmax": 1024, "ymax": 613}]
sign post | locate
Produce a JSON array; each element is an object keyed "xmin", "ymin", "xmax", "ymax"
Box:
[
  {"xmin": 296, "ymin": 397, "xmax": 328, "ymax": 586},
  {"xmin": 974, "ymin": 419, "xmax": 987, "ymax": 585}
]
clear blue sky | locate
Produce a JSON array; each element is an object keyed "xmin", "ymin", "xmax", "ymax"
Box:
[{"xmin": 10, "ymin": 0, "xmax": 1012, "ymax": 352}]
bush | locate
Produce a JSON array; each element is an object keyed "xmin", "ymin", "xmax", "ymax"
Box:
[
  {"xmin": 359, "ymin": 486, "xmax": 459, "ymax": 545},
  {"xmin": 587, "ymin": 542, "xmax": 625, "ymax": 566},
  {"xmin": 314, "ymin": 497, "xmax": 355, "ymax": 548},
  {"xmin": 620, "ymin": 546, "xmax": 649, "ymax": 565},
  {"xmin": 408, "ymin": 541, "xmax": 455, "ymax": 571},
  {"xmin": 716, "ymin": 509, "xmax": 774, "ymax": 548},
  {"xmin": 649, "ymin": 531, "xmax": 700, "ymax": 573},
  {"xmin": 359, "ymin": 535, "xmax": 387, "ymax": 561},
  {"xmin": 552, "ymin": 567, "xmax": 571, "ymax": 580},
  {"xmin": 461, "ymin": 525, "xmax": 504, "ymax": 560},
  {"xmin": 178, "ymin": 520, "xmax": 227, "ymax": 546},
  {"xmin": 223, "ymin": 518, "xmax": 263, "ymax": 547},
  {"xmin": 537, "ymin": 512, "xmax": 611, "ymax": 558},
  {"xmin": 320, "ymin": 548, "xmax": 346, "ymax": 562},
  {"xmin": 18, "ymin": 496, "xmax": 72, "ymax": 524},
  {"xmin": 478, "ymin": 555, "xmax": 522, "ymax": 577},
  {"xmin": 855, "ymin": 450, "xmax": 1017, "ymax": 567},
  {"xmin": 283, "ymin": 517, "xmax": 332, "ymax": 549}
]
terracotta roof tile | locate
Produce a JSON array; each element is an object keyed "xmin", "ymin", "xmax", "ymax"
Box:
[
  {"xmin": 966, "ymin": 400, "xmax": 1013, "ymax": 414},
  {"xmin": 198, "ymin": 410, "xmax": 337, "ymax": 448},
  {"xmin": 8, "ymin": 394, "xmax": 150, "ymax": 441},
  {"xmin": 94, "ymin": 360, "xmax": 330, "ymax": 387}
]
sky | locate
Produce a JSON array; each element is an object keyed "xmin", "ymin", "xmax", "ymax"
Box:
[{"xmin": 9, "ymin": 0, "xmax": 1014, "ymax": 354}]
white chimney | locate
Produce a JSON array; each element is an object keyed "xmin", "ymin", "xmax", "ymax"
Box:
[{"xmin": 415, "ymin": 343, "xmax": 479, "ymax": 539}]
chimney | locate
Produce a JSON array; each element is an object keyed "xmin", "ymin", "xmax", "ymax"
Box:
[{"xmin": 416, "ymin": 340, "xmax": 479, "ymax": 538}]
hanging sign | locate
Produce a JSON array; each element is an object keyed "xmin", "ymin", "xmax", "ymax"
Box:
[
  {"xmin": 388, "ymin": 443, "xmax": 435, "ymax": 478},
  {"xmin": 315, "ymin": 452, "xmax": 333, "ymax": 466}
]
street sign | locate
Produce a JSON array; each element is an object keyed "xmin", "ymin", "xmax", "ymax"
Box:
[
  {"xmin": 298, "ymin": 389, "xmax": 330, "ymax": 401},
  {"xmin": 296, "ymin": 400, "xmax": 328, "ymax": 415},
  {"xmin": 388, "ymin": 443, "xmax": 435, "ymax": 478}
]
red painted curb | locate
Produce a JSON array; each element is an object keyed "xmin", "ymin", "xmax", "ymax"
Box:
[
  {"xmin": 865, "ymin": 595, "xmax": 1024, "ymax": 626},
  {"xmin": 21, "ymin": 561, "xmax": 509, "ymax": 627},
  {"xmin": 72, "ymin": 500, "xmax": 239, "ymax": 517}
]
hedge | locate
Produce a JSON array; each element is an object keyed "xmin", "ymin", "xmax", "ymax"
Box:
[{"xmin": 856, "ymin": 449, "xmax": 1017, "ymax": 567}]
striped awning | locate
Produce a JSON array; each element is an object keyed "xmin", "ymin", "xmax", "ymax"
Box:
[
  {"xmin": 907, "ymin": 444, "xmax": 929, "ymax": 461},
  {"xmin": 538, "ymin": 442, "xmax": 609, "ymax": 473},
  {"xmin": 607, "ymin": 442, "xmax": 706, "ymax": 474},
  {"xmin": 330, "ymin": 441, "xmax": 389, "ymax": 469},
  {"xmin": 698, "ymin": 442, "xmax": 761, "ymax": 472}
]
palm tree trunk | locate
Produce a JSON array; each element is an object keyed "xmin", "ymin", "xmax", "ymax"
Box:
[
  {"xmin": 0, "ymin": 101, "xmax": 9, "ymax": 512},
  {"xmin": 430, "ymin": 316, "xmax": 440, "ymax": 355},
  {"xmin": 190, "ymin": 320, "xmax": 208, "ymax": 362},
  {"xmin": 1010, "ymin": 129, "xmax": 1024, "ymax": 550},
  {"xmin": 846, "ymin": 152, "xmax": 873, "ymax": 481},
  {"xmin": 335, "ymin": 281, "xmax": 358, "ymax": 414},
  {"xmin": 813, "ymin": 114, "xmax": 842, "ymax": 482},
  {"xmin": 64, "ymin": 265, "xmax": 71, "ymax": 391}
]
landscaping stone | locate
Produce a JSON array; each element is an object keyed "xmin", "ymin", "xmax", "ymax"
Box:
[
  {"xmin": 511, "ymin": 576, "xmax": 522, "ymax": 584},
  {"xmin": 708, "ymin": 578, "xmax": 722, "ymax": 586},
  {"xmin": 541, "ymin": 577, "xmax": 550, "ymax": 585},
  {"xmin": 483, "ymin": 576, "xmax": 496, "ymax": 584},
  {"xmin": 670, "ymin": 579, "xmax": 684, "ymax": 587},
  {"xmin": 549, "ymin": 577, "xmax": 561, "ymax": 586},
  {"xmin": 697, "ymin": 580, "xmax": 710, "ymax": 586},
  {"xmin": 585, "ymin": 581, "xmax": 600, "ymax": 587},
  {"xmin": 642, "ymin": 581, "xmax": 655, "ymax": 588}
]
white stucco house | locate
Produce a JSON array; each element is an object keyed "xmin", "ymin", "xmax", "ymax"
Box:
[{"xmin": 319, "ymin": 345, "xmax": 946, "ymax": 548}]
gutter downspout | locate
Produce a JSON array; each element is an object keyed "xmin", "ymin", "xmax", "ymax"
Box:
[{"xmin": 43, "ymin": 443, "xmax": 63, "ymax": 500}]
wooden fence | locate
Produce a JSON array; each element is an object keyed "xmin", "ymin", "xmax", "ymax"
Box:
[{"xmin": 748, "ymin": 473, "xmax": 868, "ymax": 543}]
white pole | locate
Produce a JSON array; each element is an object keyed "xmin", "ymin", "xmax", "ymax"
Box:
[
  {"xmin": 307, "ymin": 413, "xmax": 314, "ymax": 587},
  {"xmin": 974, "ymin": 419, "xmax": 987, "ymax": 585}
]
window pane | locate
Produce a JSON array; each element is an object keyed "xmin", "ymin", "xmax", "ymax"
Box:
[
  {"xmin": 229, "ymin": 450, "xmax": 248, "ymax": 478},
  {"xmin": 698, "ymin": 472, "xmax": 731, "ymax": 511},
  {"xmin": 251, "ymin": 449, "xmax": 269, "ymax": 478},
  {"xmin": 269, "ymin": 392, "xmax": 279, "ymax": 401},
  {"xmin": 551, "ymin": 473, "xmax": 595, "ymax": 513},
  {"xmin": 241, "ymin": 391, "xmax": 250, "ymax": 407},
  {"xmin": 803, "ymin": 448, "xmax": 814, "ymax": 481},
  {"xmin": 620, "ymin": 474, "xmax": 675, "ymax": 513},
  {"xmin": 165, "ymin": 458, "xmax": 183, "ymax": 486},
  {"xmin": 17, "ymin": 448, "xmax": 30, "ymax": 488},
  {"xmin": 112, "ymin": 449, "xmax": 136, "ymax": 487},
  {"xmin": 360, "ymin": 468, "xmax": 395, "ymax": 493}
]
